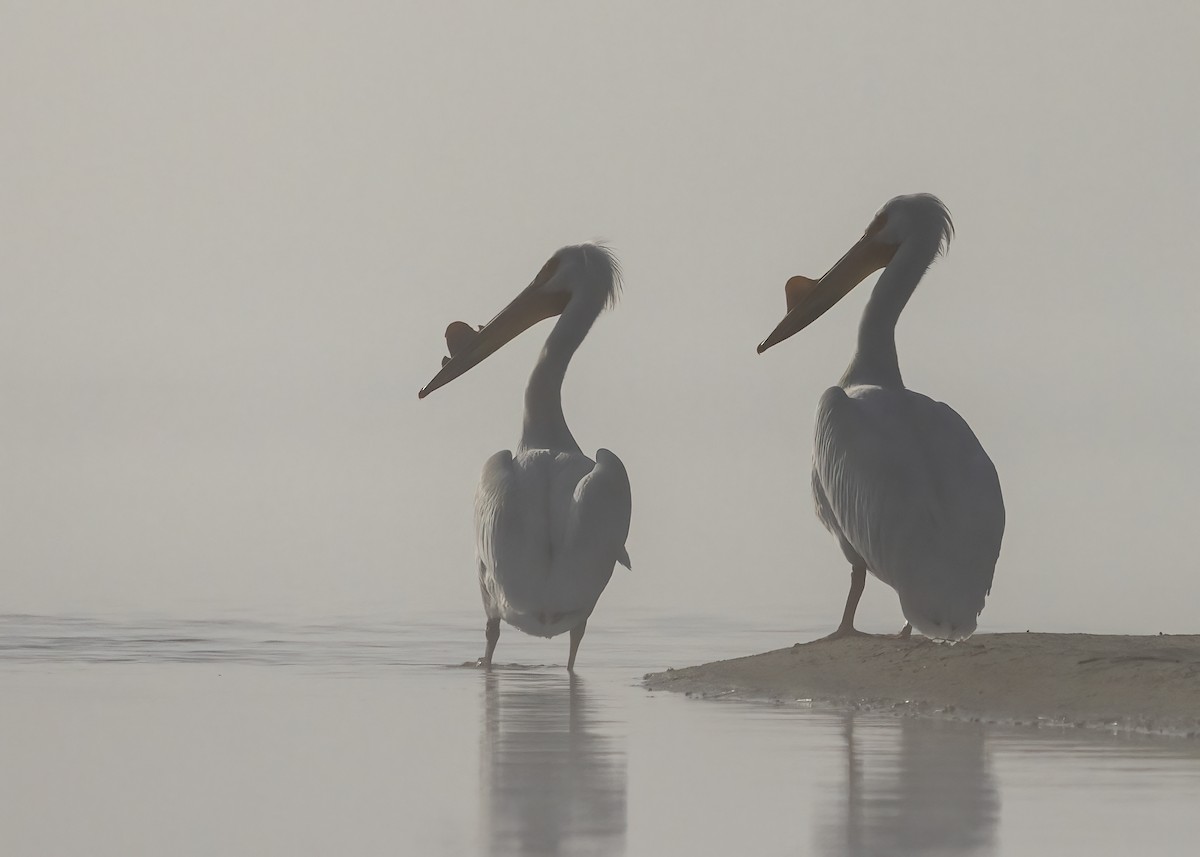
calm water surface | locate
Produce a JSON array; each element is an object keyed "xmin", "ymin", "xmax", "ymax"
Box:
[{"xmin": 2, "ymin": 612, "xmax": 1198, "ymax": 856}]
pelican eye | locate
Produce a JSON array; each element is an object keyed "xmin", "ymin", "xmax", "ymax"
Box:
[{"xmin": 864, "ymin": 212, "xmax": 888, "ymax": 238}]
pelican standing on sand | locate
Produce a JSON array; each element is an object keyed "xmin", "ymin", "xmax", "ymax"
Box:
[
  {"xmin": 420, "ymin": 244, "xmax": 632, "ymax": 670},
  {"xmin": 758, "ymin": 195, "xmax": 1004, "ymax": 641}
]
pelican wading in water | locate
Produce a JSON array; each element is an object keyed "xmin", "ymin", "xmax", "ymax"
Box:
[
  {"xmin": 758, "ymin": 194, "xmax": 1004, "ymax": 642},
  {"xmin": 419, "ymin": 244, "xmax": 632, "ymax": 671}
]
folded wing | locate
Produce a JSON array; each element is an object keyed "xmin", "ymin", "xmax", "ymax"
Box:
[
  {"xmin": 474, "ymin": 448, "xmax": 631, "ymax": 638},
  {"xmin": 813, "ymin": 386, "xmax": 1004, "ymax": 638}
]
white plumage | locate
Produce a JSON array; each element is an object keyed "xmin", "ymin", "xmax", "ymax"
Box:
[
  {"xmin": 421, "ymin": 243, "xmax": 631, "ymax": 669},
  {"xmin": 476, "ymin": 447, "xmax": 631, "ymax": 639},
  {"xmin": 813, "ymin": 385, "xmax": 1004, "ymax": 639},
  {"xmin": 760, "ymin": 194, "xmax": 1004, "ymax": 641}
]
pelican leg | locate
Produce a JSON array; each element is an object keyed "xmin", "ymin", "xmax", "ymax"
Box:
[
  {"xmin": 567, "ymin": 618, "xmax": 588, "ymax": 673},
  {"xmin": 820, "ymin": 565, "xmax": 869, "ymax": 641},
  {"xmin": 479, "ymin": 618, "xmax": 500, "ymax": 669},
  {"xmin": 898, "ymin": 622, "xmax": 912, "ymax": 639}
]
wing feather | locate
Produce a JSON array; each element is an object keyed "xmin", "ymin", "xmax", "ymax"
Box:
[
  {"xmin": 569, "ymin": 448, "xmax": 632, "ymax": 568},
  {"xmin": 474, "ymin": 450, "xmax": 522, "ymax": 619},
  {"xmin": 473, "ymin": 448, "xmax": 631, "ymax": 638},
  {"xmin": 813, "ymin": 385, "xmax": 1004, "ymax": 638}
]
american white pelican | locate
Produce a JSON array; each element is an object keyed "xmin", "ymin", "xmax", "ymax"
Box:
[
  {"xmin": 420, "ymin": 244, "xmax": 632, "ymax": 670},
  {"xmin": 758, "ymin": 194, "xmax": 1004, "ymax": 641}
]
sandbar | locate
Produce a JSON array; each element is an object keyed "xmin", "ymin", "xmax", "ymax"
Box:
[{"xmin": 644, "ymin": 633, "xmax": 1200, "ymax": 737}]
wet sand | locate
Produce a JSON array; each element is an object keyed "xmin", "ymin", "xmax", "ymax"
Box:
[{"xmin": 645, "ymin": 633, "xmax": 1200, "ymax": 737}]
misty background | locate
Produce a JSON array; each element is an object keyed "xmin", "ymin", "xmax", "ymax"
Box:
[{"xmin": 2, "ymin": 3, "xmax": 1197, "ymax": 634}]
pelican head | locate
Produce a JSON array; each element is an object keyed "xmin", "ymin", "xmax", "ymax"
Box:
[
  {"xmin": 419, "ymin": 243, "xmax": 621, "ymax": 399},
  {"xmin": 757, "ymin": 194, "xmax": 954, "ymax": 353}
]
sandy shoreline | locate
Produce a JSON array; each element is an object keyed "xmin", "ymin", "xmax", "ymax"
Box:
[{"xmin": 644, "ymin": 633, "xmax": 1200, "ymax": 737}]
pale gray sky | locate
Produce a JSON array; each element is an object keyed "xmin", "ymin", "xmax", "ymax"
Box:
[{"xmin": 2, "ymin": 3, "xmax": 1197, "ymax": 632}]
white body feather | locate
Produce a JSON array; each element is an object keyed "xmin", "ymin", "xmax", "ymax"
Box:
[
  {"xmin": 476, "ymin": 447, "xmax": 631, "ymax": 638},
  {"xmin": 812, "ymin": 384, "xmax": 1004, "ymax": 639}
]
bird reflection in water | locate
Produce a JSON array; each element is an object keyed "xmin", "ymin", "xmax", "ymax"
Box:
[
  {"xmin": 480, "ymin": 671, "xmax": 627, "ymax": 856},
  {"xmin": 818, "ymin": 713, "xmax": 1000, "ymax": 856}
]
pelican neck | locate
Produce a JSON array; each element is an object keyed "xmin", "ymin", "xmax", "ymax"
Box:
[{"xmin": 839, "ymin": 237, "xmax": 940, "ymax": 390}]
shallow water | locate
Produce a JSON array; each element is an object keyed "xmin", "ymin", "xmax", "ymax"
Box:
[{"xmin": 2, "ymin": 612, "xmax": 1198, "ymax": 856}]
